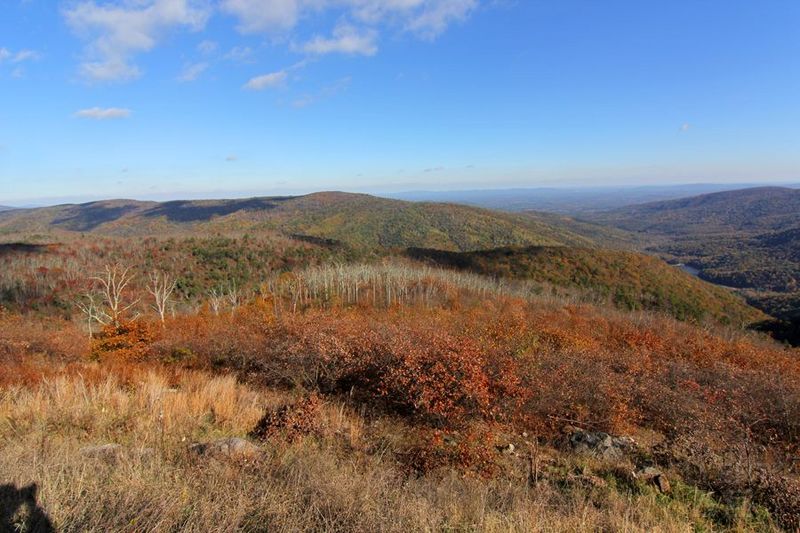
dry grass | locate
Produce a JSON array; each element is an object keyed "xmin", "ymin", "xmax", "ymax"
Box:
[{"xmin": 0, "ymin": 367, "xmax": 777, "ymax": 532}]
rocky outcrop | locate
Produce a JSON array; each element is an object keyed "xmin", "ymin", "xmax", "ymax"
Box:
[{"xmin": 567, "ymin": 430, "xmax": 636, "ymax": 460}]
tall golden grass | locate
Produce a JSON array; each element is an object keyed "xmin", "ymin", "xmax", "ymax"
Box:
[{"xmin": 1, "ymin": 367, "xmax": 774, "ymax": 532}]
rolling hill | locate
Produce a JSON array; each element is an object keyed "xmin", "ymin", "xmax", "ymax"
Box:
[
  {"xmin": 0, "ymin": 192, "xmax": 614, "ymax": 252},
  {"xmin": 407, "ymin": 245, "xmax": 764, "ymax": 325},
  {"xmin": 589, "ymin": 186, "xmax": 800, "ymax": 236},
  {"xmin": 585, "ymin": 187, "xmax": 800, "ymax": 322}
]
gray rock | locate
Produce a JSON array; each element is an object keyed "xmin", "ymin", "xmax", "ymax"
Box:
[
  {"xmin": 80, "ymin": 443, "xmax": 123, "ymax": 461},
  {"xmin": 637, "ymin": 466, "xmax": 671, "ymax": 493},
  {"xmin": 568, "ymin": 430, "xmax": 636, "ymax": 460},
  {"xmin": 189, "ymin": 437, "xmax": 262, "ymax": 461}
]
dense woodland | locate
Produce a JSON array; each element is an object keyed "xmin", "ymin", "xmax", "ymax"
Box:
[{"xmin": 2, "ymin": 190, "xmax": 799, "ymax": 531}]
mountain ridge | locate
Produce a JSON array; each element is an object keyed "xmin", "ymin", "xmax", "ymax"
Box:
[{"xmin": 0, "ymin": 191, "xmax": 615, "ymax": 252}]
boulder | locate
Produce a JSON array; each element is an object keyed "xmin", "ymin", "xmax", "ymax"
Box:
[
  {"xmin": 568, "ymin": 430, "xmax": 636, "ymax": 460},
  {"xmin": 189, "ymin": 437, "xmax": 262, "ymax": 461},
  {"xmin": 637, "ymin": 466, "xmax": 671, "ymax": 493}
]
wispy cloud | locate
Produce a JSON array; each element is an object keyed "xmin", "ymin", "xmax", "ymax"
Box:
[
  {"xmin": 197, "ymin": 39, "xmax": 218, "ymax": 55},
  {"xmin": 243, "ymin": 70, "xmax": 287, "ymax": 91},
  {"xmin": 177, "ymin": 61, "xmax": 208, "ymax": 82},
  {"xmin": 220, "ymin": 0, "xmax": 300, "ymax": 34},
  {"xmin": 74, "ymin": 107, "xmax": 132, "ymax": 120},
  {"xmin": 63, "ymin": 0, "xmax": 211, "ymax": 82},
  {"xmin": 681, "ymin": 123, "xmax": 691, "ymax": 132},
  {"xmin": 301, "ymin": 24, "xmax": 378, "ymax": 56},
  {"xmin": 0, "ymin": 47, "xmax": 41, "ymax": 63},
  {"xmin": 293, "ymin": 76, "xmax": 351, "ymax": 108},
  {"xmin": 405, "ymin": 0, "xmax": 477, "ymax": 39},
  {"xmin": 225, "ymin": 46, "xmax": 255, "ymax": 63},
  {"xmin": 59, "ymin": 0, "xmax": 479, "ymax": 83},
  {"xmin": 222, "ymin": 0, "xmax": 478, "ymax": 42}
]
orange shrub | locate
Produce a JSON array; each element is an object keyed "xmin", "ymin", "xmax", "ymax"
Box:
[{"xmin": 91, "ymin": 320, "xmax": 157, "ymax": 361}]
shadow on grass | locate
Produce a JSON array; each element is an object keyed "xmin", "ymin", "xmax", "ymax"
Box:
[{"xmin": 1, "ymin": 483, "xmax": 55, "ymax": 533}]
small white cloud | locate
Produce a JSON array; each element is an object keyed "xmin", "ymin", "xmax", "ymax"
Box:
[
  {"xmin": 0, "ymin": 47, "xmax": 41, "ymax": 64},
  {"xmin": 220, "ymin": 0, "xmax": 300, "ymax": 34},
  {"xmin": 197, "ymin": 39, "xmax": 218, "ymax": 55},
  {"xmin": 74, "ymin": 107, "xmax": 132, "ymax": 120},
  {"xmin": 80, "ymin": 59, "xmax": 141, "ymax": 82},
  {"xmin": 406, "ymin": 0, "xmax": 477, "ymax": 39},
  {"xmin": 243, "ymin": 70, "xmax": 287, "ymax": 90},
  {"xmin": 681, "ymin": 123, "xmax": 691, "ymax": 132},
  {"xmin": 177, "ymin": 61, "xmax": 208, "ymax": 82},
  {"xmin": 12, "ymin": 49, "xmax": 41, "ymax": 63},
  {"xmin": 302, "ymin": 24, "xmax": 378, "ymax": 56},
  {"xmin": 225, "ymin": 45, "xmax": 255, "ymax": 63}
]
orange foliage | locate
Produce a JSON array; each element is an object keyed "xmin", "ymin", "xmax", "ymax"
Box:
[{"xmin": 90, "ymin": 320, "xmax": 157, "ymax": 362}]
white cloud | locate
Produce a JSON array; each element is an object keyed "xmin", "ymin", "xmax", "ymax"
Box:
[
  {"xmin": 220, "ymin": 0, "xmax": 301, "ymax": 34},
  {"xmin": 225, "ymin": 45, "xmax": 255, "ymax": 63},
  {"xmin": 302, "ymin": 24, "xmax": 377, "ymax": 56},
  {"xmin": 681, "ymin": 123, "xmax": 691, "ymax": 132},
  {"xmin": 0, "ymin": 47, "xmax": 41, "ymax": 63},
  {"xmin": 11, "ymin": 49, "xmax": 41, "ymax": 62},
  {"xmin": 177, "ymin": 61, "xmax": 208, "ymax": 81},
  {"xmin": 74, "ymin": 107, "xmax": 132, "ymax": 119},
  {"xmin": 63, "ymin": 0, "xmax": 211, "ymax": 82},
  {"xmin": 405, "ymin": 0, "xmax": 476, "ymax": 39},
  {"xmin": 221, "ymin": 0, "xmax": 477, "ymax": 41},
  {"xmin": 243, "ymin": 70, "xmax": 287, "ymax": 90},
  {"xmin": 59, "ymin": 0, "xmax": 479, "ymax": 82},
  {"xmin": 197, "ymin": 39, "xmax": 218, "ymax": 54}
]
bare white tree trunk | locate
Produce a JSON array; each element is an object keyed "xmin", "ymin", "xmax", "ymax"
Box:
[
  {"xmin": 75, "ymin": 292, "xmax": 110, "ymax": 338},
  {"xmin": 90, "ymin": 264, "xmax": 140, "ymax": 326},
  {"xmin": 147, "ymin": 270, "xmax": 177, "ymax": 324},
  {"xmin": 208, "ymin": 288, "xmax": 224, "ymax": 315}
]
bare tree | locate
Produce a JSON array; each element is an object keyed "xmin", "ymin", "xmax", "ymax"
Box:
[
  {"xmin": 226, "ymin": 282, "xmax": 241, "ymax": 315},
  {"xmin": 147, "ymin": 270, "xmax": 177, "ymax": 324},
  {"xmin": 75, "ymin": 293, "xmax": 110, "ymax": 338},
  {"xmin": 208, "ymin": 288, "xmax": 224, "ymax": 315},
  {"xmin": 91, "ymin": 264, "xmax": 140, "ymax": 326}
]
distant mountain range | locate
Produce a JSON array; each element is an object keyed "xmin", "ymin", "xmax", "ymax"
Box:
[
  {"xmin": 385, "ymin": 183, "xmax": 800, "ymax": 214},
  {"xmin": 588, "ymin": 186, "xmax": 800, "ymax": 235},
  {"xmin": 0, "ymin": 191, "xmax": 610, "ymax": 251}
]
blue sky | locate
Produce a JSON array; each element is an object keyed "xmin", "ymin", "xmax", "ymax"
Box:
[{"xmin": 1, "ymin": 0, "xmax": 799, "ymax": 204}]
